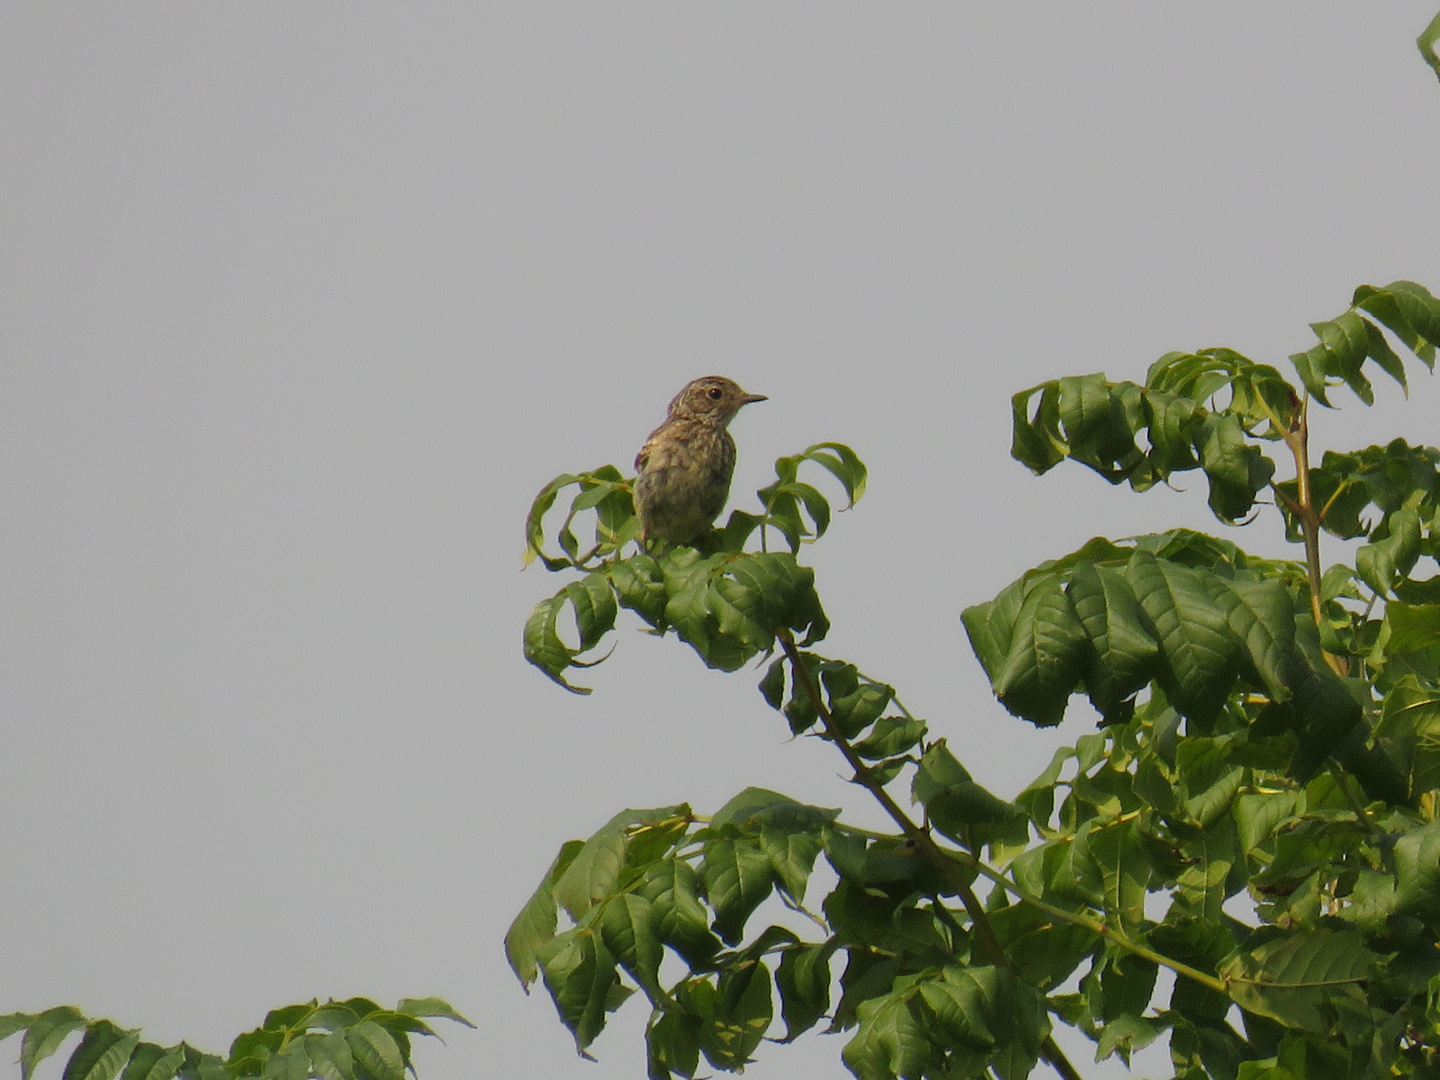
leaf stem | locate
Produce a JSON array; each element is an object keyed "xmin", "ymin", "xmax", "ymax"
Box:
[
  {"xmin": 1277, "ymin": 398, "xmax": 1383, "ymax": 834},
  {"xmin": 1326, "ymin": 761, "xmax": 1380, "ymax": 835},
  {"xmin": 1279, "ymin": 396, "xmax": 1347, "ymax": 677},
  {"xmin": 962, "ymin": 860, "xmax": 1229, "ymax": 995},
  {"xmin": 1284, "ymin": 401, "xmax": 1325, "ymax": 632},
  {"xmin": 776, "ymin": 628, "xmax": 1087, "ymax": 1080}
]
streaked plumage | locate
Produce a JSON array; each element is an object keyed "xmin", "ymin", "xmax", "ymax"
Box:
[{"xmin": 633, "ymin": 376, "xmax": 766, "ymax": 544}]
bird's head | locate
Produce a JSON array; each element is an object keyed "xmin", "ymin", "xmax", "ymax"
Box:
[{"xmin": 666, "ymin": 376, "xmax": 767, "ymax": 425}]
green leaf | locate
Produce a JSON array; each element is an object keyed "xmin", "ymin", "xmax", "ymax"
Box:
[
  {"xmin": 761, "ymin": 829, "xmax": 822, "ymax": 905},
  {"xmin": 1147, "ymin": 348, "xmax": 1240, "ymax": 404},
  {"xmin": 710, "ymin": 554, "xmax": 811, "ymax": 652},
  {"xmin": 299, "ymin": 1030, "xmax": 354, "ymax": 1080},
  {"xmin": 610, "ymin": 554, "xmax": 667, "ymax": 628},
  {"xmin": 1175, "ymin": 820, "xmax": 1239, "ymax": 925},
  {"xmin": 1180, "ymin": 748, "xmax": 1243, "ymax": 829},
  {"xmin": 506, "ymin": 839, "xmax": 585, "ymax": 987},
  {"xmin": 1196, "ymin": 411, "xmax": 1275, "ymax": 523},
  {"xmin": 797, "ymin": 442, "xmax": 868, "ymax": 507},
  {"xmin": 661, "ymin": 550, "xmax": 828, "ymax": 672},
  {"xmin": 1096, "ymin": 947, "xmax": 1158, "ymax": 1025},
  {"xmin": 1066, "ymin": 561, "xmax": 1159, "ymax": 719},
  {"xmin": 992, "ymin": 573, "xmax": 1088, "ymax": 727},
  {"xmin": 915, "ymin": 968, "xmax": 1001, "ymax": 1053},
  {"xmin": 1127, "ymin": 551, "xmax": 1240, "ymax": 727},
  {"xmin": 62, "ymin": 1022, "xmax": 141, "ymax": 1080},
  {"xmin": 1095, "ymin": 1012, "xmax": 1164, "ymax": 1067},
  {"xmin": 1336, "ymin": 869, "xmax": 1398, "ymax": 935},
  {"xmin": 600, "ymin": 895, "xmax": 666, "ymax": 1003},
  {"xmin": 912, "ymin": 740, "xmax": 1027, "ymax": 854},
  {"xmin": 304, "ymin": 1005, "xmax": 361, "ymax": 1033},
  {"xmin": 1354, "ymin": 280, "xmax": 1440, "ymax": 368},
  {"xmin": 961, "ymin": 576, "xmax": 1028, "ymax": 684},
  {"xmin": 0, "ymin": 1015, "xmax": 34, "ymax": 1043},
  {"xmin": 709, "ymin": 787, "xmax": 838, "ymax": 833},
  {"xmin": 1141, "ymin": 388, "xmax": 1204, "ymax": 474},
  {"xmin": 1014, "ymin": 745, "xmax": 1074, "ymax": 828},
  {"xmin": 565, "ymin": 573, "xmax": 618, "ymax": 653},
  {"xmin": 1085, "ymin": 820, "xmax": 1150, "ymax": 935},
  {"xmin": 1356, "ymin": 504, "xmax": 1422, "ymax": 596},
  {"xmin": 258, "ymin": 1004, "xmax": 313, "ymax": 1033},
  {"xmin": 1010, "ymin": 382, "xmax": 1066, "ymax": 475},
  {"xmin": 700, "ymin": 958, "xmax": 773, "ymax": 1071},
  {"xmin": 1212, "ymin": 576, "xmax": 1296, "ymax": 703},
  {"xmin": 1375, "ymin": 676, "xmax": 1440, "ymax": 798},
  {"xmin": 851, "ymin": 716, "xmax": 927, "ymax": 761},
  {"xmin": 552, "ymin": 805, "xmax": 686, "ymax": 922},
  {"xmin": 1220, "ymin": 930, "xmax": 1373, "ymax": 1034},
  {"xmin": 752, "ymin": 444, "xmax": 865, "ymax": 551},
  {"xmin": 910, "ymin": 739, "xmax": 972, "ymax": 804},
  {"xmin": 775, "ymin": 943, "xmax": 835, "ymax": 1042},
  {"xmin": 1233, "ymin": 791, "xmax": 1300, "ymax": 854},
  {"xmin": 536, "ymin": 927, "xmax": 621, "ymax": 1058},
  {"xmin": 524, "ymin": 467, "xmax": 636, "ymax": 570},
  {"xmin": 1381, "ymin": 602, "xmax": 1440, "ymax": 655},
  {"xmin": 702, "ymin": 837, "xmax": 775, "ymax": 946},
  {"xmin": 822, "ymin": 828, "xmax": 867, "ymax": 882},
  {"xmin": 524, "ymin": 473, "xmax": 583, "ymax": 569},
  {"xmin": 842, "ymin": 988, "xmax": 936, "ymax": 1080},
  {"xmin": 554, "ymin": 830, "xmax": 626, "ymax": 922},
  {"xmin": 118, "ymin": 1044, "xmax": 184, "ymax": 1080},
  {"xmin": 758, "ymin": 657, "xmax": 785, "ymax": 710},
  {"xmin": 344, "ymin": 1022, "xmax": 404, "ymax": 1080},
  {"xmin": 1039, "ymin": 826, "xmax": 1105, "ymax": 912},
  {"xmin": 842, "ymin": 967, "xmax": 1042, "ymax": 1080},
  {"xmin": 523, "ymin": 591, "xmax": 593, "ymax": 694},
  {"xmin": 824, "ymin": 878, "xmax": 949, "ymax": 960},
  {"xmin": 21, "ymin": 1007, "xmax": 87, "ymax": 1080},
  {"xmin": 1318, "ymin": 310, "xmax": 1375, "ymax": 404},
  {"xmin": 991, "ymin": 908, "xmax": 1098, "ymax": 991},
  {"xmin": 625, "ymin": 808, "xmax": 695, "ymax": 868},
  {"xmin": 1286, "ymin": 648, "xmax": 1365, "ymax": 784},
  {"xmin": 1362, "ymin": 317, "xmax": 1407, "ymax": 394},
  {"xmin": 1056, "ymin": 373, "xmax": 1140, "ymax": 480},
  {"xmin": 393, "ymin": 998, "xmax": 475, "ymax": 1029},
  {"xmin": 1395, "ymin": 818, "xmax": 1440, "ymax": 923},
  {"xmin": 645, "ymin": 1008, "xmax": 702, "ymax": 1080},
  {"xmin": 641, "ymin": 859, "xmax": 721, "ymax": 968}
]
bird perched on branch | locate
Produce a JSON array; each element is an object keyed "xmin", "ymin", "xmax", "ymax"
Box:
[{"xmin": 633, "ymin": 376, "xmax": 767, "ymax": 544}]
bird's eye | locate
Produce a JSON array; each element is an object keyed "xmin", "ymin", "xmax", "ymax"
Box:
[{"xmin": 707, "ymin": 387, "xmax": 723, "ymax": 400}]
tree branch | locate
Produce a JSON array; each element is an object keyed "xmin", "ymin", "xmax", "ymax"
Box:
[{"xmin": 775, "ymin": 627, "xmax": 1087, "ymax": 1080}]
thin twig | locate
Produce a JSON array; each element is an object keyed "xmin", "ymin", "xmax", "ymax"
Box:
[
  {"xmin": 964, "ymin": 860, "xmax": 1228, "ymax": 995},
  {"xmin": 1276, "ymin": 397, "xmax": 1386, "ymax": 838},
  {"xmin": 1327, "ymin": 761, "xmax": 1380, "ymax": 835}
]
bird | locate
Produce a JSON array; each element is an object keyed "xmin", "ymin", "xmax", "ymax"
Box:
[{"xmin": 633, "ymin": 376, "xmax": 767, "ymax": 545}]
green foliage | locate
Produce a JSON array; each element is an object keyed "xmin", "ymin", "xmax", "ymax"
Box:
[
  {"xmin": 514, "ymin": 279, "xmax": 1440, "ymax": 1080},
  {"xmin": 0, "ymin": 1000, "xmax": 471, "ymax": 1080},
  {"xmin": 522, "ymin": 442, "xmax": 865, "ymax": 692},
  {"xmin": 1011, "ymin": 281, "xmax": 1440, "ymax": 524},
  {"xmin": 1423, "ymin": 10, "xmax": 1440, "ymax": 83}
]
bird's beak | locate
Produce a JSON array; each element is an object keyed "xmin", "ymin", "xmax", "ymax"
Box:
[{"xmin": 742, "ymin": 393, "xmax": 768, "ymax": 404}]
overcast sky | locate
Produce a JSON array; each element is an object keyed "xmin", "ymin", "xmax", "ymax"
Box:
[{"xmin": 4, "ymin": 5, "xmax": 1440, "ymax": 1080}]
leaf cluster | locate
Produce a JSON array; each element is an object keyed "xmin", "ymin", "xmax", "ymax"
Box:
[
  {"xmin": 513, "ymin": 280, "xmax": 1440, "ymax": 1080},
  {"xmin": 0, "ymin": 999, "xmax": 471, "ymax": 1080},
  {"xmin": 1012, "ymin": 281, "xmax": 1440, "ymax": 524},
  {"xmin": 522, "ymin": 443, "xmax": 866, "ymax": 692},
  {"xmin": 503, "ymin": 779, "xmax": 1058, "ymax": 1080}
]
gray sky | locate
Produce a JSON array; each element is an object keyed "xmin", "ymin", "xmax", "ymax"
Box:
[{"xmin": 4, "ymin": 5, "xmax": 1440, "ymax": 1079}]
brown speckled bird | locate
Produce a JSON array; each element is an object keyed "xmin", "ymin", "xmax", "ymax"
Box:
[{"xmin": 633, "ymin": 376, "xmax": 767, "ymax": 544}]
